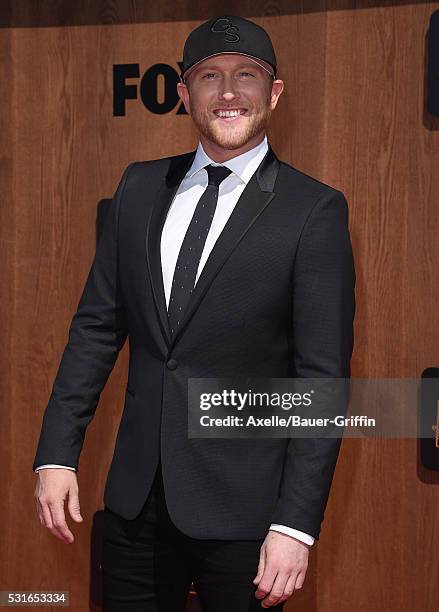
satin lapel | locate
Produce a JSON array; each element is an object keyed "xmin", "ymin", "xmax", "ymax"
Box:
[
  {"xmin": 169, "ymin": 144, "xmax": 280, "ymax": 349},
  {"xmin": 146, "ymin": 150, "xmax": 197, "ymax": 349}
]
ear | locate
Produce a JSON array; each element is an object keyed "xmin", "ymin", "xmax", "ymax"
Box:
[
  {"xmin": 177, "ymin": 82, "xmax": 191, "ymax": 115},
  {"xmin": 269, "ymin": 79, "xmax": 284, "ymax": 111}
]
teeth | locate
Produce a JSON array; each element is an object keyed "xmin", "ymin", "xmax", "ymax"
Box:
[{"xmin": 215, "ymin": 109, "xmax": 245, "ymax": 118}]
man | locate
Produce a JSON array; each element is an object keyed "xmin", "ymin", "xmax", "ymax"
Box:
[{"xmin": 33, "ymin": 15, "xmax": 355, "ymax": 611}]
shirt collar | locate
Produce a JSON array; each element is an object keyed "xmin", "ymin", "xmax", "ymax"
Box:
[{"xmin": 187, "ymin": 134, "xmax": 269, "ymax": 184}]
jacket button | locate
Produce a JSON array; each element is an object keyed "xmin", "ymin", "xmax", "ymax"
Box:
[{"xmin": 166, "ymin": 358, "xmax": 178, "ymax": 370}]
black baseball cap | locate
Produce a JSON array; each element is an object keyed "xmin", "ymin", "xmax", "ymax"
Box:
[{"xmin": 180, "ymin": 15, "xmax": 277, "ymax": 82}]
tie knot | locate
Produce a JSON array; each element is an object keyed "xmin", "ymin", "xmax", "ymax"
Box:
[{"xmin": 205, "ymin": 164, "xmax": 232, "ymax": 188}]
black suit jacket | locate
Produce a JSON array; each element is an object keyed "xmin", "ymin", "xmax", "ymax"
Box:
[{"xmin": 32, "ymin": 144, "xmax": 356, "ymax": 540}]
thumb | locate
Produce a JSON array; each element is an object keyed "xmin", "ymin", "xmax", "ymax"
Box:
[
  {"xmin": 68, "ymin": 488, "xmax": 83, "ymax": 522},
  {"xmin": 253, "ymin": 547, "xmax": 266, "ymax": 584}
]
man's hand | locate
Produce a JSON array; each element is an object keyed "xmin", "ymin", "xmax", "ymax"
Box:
[
  {"xmin": 253, "ymin": 530, "xmax": 309, "ymax": 608},
  {"xmin": 34, "ymin": 469, "xmax": 83, "ymax": 544}
]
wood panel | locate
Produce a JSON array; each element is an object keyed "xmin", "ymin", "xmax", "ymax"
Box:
[{"xmin": 0, "ymin": 2, "xmax": 438, "ymax": 610}]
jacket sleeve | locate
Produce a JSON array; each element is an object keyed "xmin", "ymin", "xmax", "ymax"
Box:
[
  {"xmin": 270, "ymin": 189, "xmax": 356, "ymax": 540},
  {"xmin": 32, "ymin": 163, "xmax": 136, "ymax": 473}
]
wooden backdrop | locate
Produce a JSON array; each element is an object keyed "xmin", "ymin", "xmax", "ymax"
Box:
[{"xmin": 1, "ymin": 2, "xmax": 438, "ymax": 610}]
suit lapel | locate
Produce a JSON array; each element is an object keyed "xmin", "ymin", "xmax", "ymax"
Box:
[
  {"xmin": 146, "ymin": 144, "xmax": 280, "ymax": 350},
  {"xmin": 146, "ymin": 151, "xmax": 196, "ymax": 349}
]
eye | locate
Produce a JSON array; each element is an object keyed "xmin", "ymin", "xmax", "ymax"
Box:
[
  {"xmin": 238, "ymin": 72, "xmax": 254, "ymax": 77},
  {"xmin": 203, "ymin": 73, "xmax": 217, "ymax": 79}
]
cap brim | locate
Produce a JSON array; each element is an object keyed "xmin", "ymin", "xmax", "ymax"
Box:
[{"xmin": 181, "ymin": 52, "xmax": 275, "ymax": 81}]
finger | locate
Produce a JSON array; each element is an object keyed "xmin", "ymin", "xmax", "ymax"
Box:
[
  {"xmin": 40, "ymin": 501, "xmax": 54, "ymax": 530},
  {"xmin": 294, "ymin": 568, "xmax": 307, "ymax": 590},
  {"xmin": 253, "ymin": 546, "xmax": 266, "ymax": 584},
  {"xmin": 35, "ymin": 497, "xmax": 44, "ymax": 525},
  {"xmin": 260, "ymin": 572, "xmax": 289, "ymax": 608},
  {"xmin": 67, "ymin": 487, "xmax": 83, "ymax": 522},
  {"xmin": 254, "ymin": 566, "xmax": 277, "ymax": 600},
  {"xmin": 48, "ymin": 501, "xmax": 74, "ymax": 543},
  {"xmin": 277, "ymin": 572, "xmax": 299, "ymax": 603},
  {"xmin": 42, "ymin": 501, "xmax": 68, "ymax": 542}
]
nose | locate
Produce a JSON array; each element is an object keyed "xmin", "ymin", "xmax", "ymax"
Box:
[{"xmin": 218, "ymin": 74, "xmax": 239, "ymax": 101}]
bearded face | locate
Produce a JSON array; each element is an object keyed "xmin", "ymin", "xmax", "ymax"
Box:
[{"xmin": 178, "ymin": 54, "xmax": 283, "ymax": 154}]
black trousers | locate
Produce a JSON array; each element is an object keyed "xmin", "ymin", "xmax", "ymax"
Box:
[{"xmin": 102, "ymin": 460, "xmax": 285, "ymax": 611}]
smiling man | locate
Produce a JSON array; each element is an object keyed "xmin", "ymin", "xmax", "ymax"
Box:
[{"xmin": 33, "ymin": 14, "xmax": 355, "ymax": 612}]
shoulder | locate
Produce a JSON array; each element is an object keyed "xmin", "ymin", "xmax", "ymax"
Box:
[
  {"xmin": 272, "ymin": 158, "xmax": 350, "ymax": 225},
  {"xmin": 276, "ymin": 158, "xmax": 344, "ymax": 202},
  {"xmin": 128, "ymin": 150, "xmax": 195, "ymax": 176}
]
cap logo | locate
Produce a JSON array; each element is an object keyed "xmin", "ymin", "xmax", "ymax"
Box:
[{"xmin": 210, "ymin": 18, "xmax": 240, "ymax": 43}]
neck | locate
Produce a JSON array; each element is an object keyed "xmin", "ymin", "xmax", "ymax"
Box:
[{"xmin": 199, "ymin": 132, "xmax": 266, "ymax": 163}]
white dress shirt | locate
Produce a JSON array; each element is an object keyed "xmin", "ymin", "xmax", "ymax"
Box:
[{"xmin": 36, "ymin": 134, "xmax": 315, "ymax": 547}]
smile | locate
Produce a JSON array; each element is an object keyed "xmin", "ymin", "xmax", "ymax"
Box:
[{"xmin": 213, "ymin": 108, "xmax": 248, "ymax": 121}]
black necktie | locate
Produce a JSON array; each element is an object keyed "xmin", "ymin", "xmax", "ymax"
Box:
[{"xmin": 167, "ymin": 164, "xmax": 232, "ymax": 336}]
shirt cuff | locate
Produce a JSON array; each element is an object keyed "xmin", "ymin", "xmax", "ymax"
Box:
[
  {"xmin": 269, "ymin": 524, "xmax": 315, "ymax": 546},
  {"xmin": 34, "ymin": 464, "xmax": 76, "ymax": 473}
]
